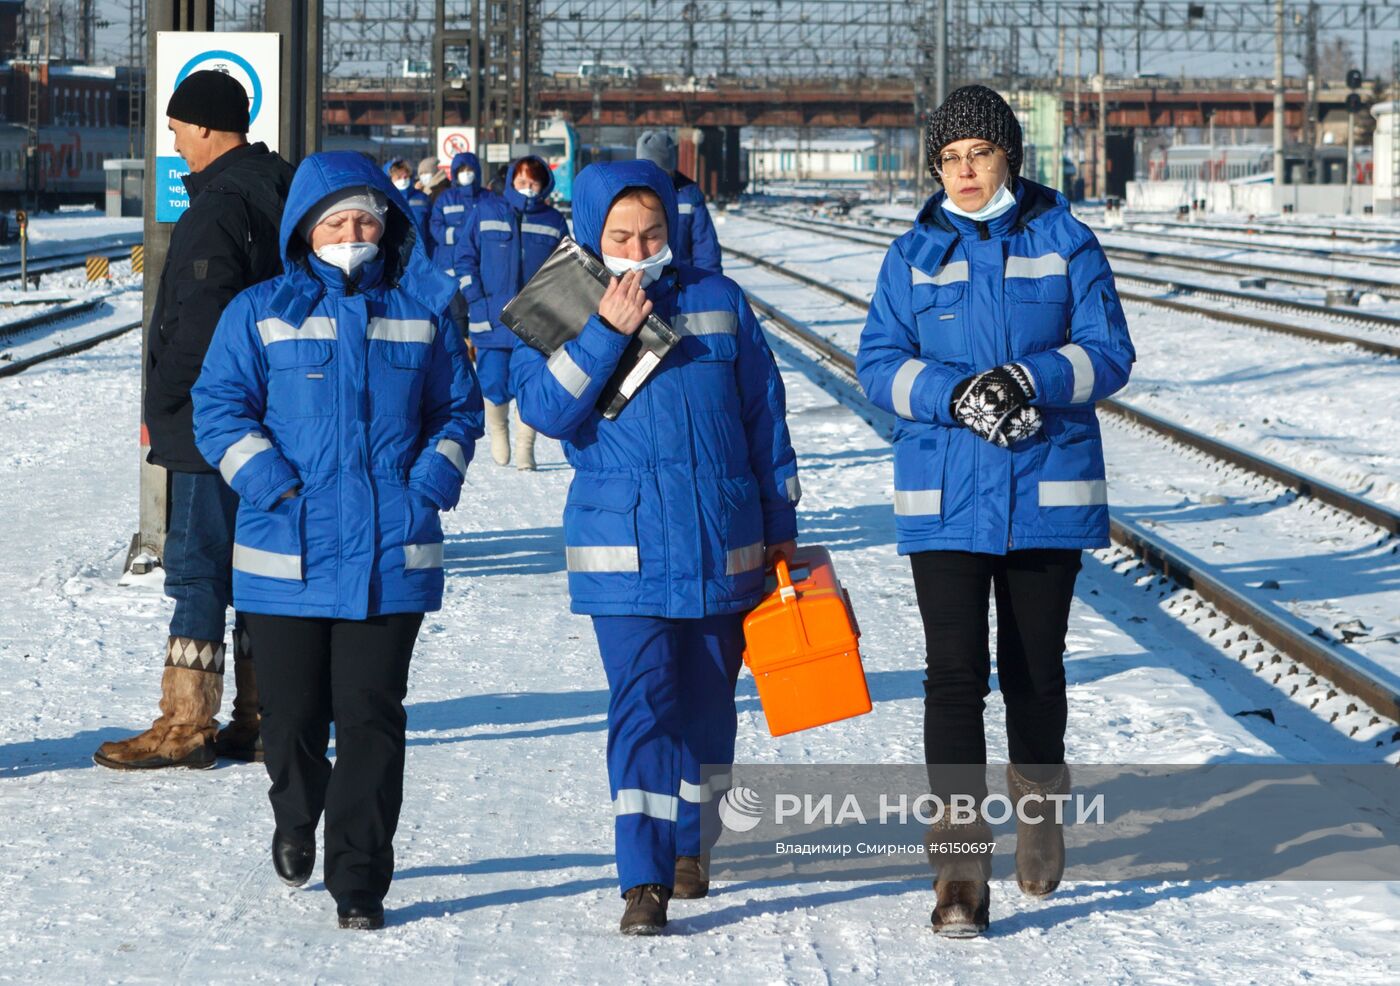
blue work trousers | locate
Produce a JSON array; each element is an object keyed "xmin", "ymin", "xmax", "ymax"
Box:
[{"xmin": 592, "ymin": 613, "xmax": 745, "ymax": 895}]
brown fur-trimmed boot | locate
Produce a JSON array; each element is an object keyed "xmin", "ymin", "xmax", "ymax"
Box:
[
  {"xmin": 93, "ymin": 637, "xmax": 223, "ymax": 770},
  {"xmin": 215, "ymin": 625, "xmax": 262, "ymax": 762},
  {"xmin": 925, "ymin": 813, "xmax": 993, "ymax": 938},
  {"xmin": 673, "ymin": 854, "xmax": 710, "ymax": 899},
  {"xmin": 1007, "ymin": 764, "xmax": 1070, "ymax": 898}
]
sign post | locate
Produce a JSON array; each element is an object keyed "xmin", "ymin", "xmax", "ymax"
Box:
[
  {"xmin": 16, "ymin": 210, "xmax": 26, "ymax": 292},
  {"xmin": 436, "ymin": 126, "xmax": 477, "ymax": 168}
]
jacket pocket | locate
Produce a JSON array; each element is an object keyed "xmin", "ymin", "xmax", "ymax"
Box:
[
  {"xmin": 893, "ymin": 433, "xmax": 948, "ymax": 526},
  {"xmin": 564, "ymin": 476, "xmax": 641, "ymax": 588},
  {"xmin": 913, "ymin": 283, "xmax": 967, "ymax": 362},
  {"xmin": 265, "ymin": 342, "xmax": 335, "ymax": 419},
  {"xmin": 710, "ymin": 475, "xmax": 765, "ymax": 591},
  {"xmin": 232, "ymin": 494, "xmax": 306, "ymax": 584},
  {"xmin": 403, "ymin": 489, "xmax": 444, "ymax": 572},
  {"xmin": 1005, "ymin": 277, "xmax": 1072, "ymax": 353},
  {"xmin": 1038, "ymin": 411, "xmax": 1106, "ymax": 510},
  {"xmin": 370, "ymin": 340, "xmax": 430, "ymax": 419}
]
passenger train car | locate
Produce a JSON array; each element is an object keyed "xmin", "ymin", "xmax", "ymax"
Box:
[{"xmin": 0, "ymin": 124, "xmax": 132, "ymax": 209}]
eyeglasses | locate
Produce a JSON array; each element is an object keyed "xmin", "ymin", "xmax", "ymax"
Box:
[{"xmin": 935, "ymin": 145, "xmax": 1002, "ymax": 175}]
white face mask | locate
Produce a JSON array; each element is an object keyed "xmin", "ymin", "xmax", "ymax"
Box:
[
  {"xmin": 942, "ymin": 182, "xmax": 1017, "ymax": 222},
  {"xmin": 419, "ymin": 173, "xmax": 434, "ymax": 187},
  {"xmin": 601, "ymin": 243, "xmax": 672, "ymax": 288},
  {"xmin": 457, "ymin": 170, "xmax": 475, "ymax": 186},
  {"xmin": 392, "ymin": 177, "xmax": 411, "ymax": 191},
  {"xmin": 315, "ymin": 241, "xmax": 380, "ymax": 275}
]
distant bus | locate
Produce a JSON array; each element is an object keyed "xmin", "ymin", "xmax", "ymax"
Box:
[{"xmin": 578, "ymin": 61, "xmax": 636, "ymax": 82}]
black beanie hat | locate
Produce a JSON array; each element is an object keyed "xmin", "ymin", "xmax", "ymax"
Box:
[
  {"xmin": 165, "ymin": 70, "xmax": 250, "ymax": 134},
  {"xmin": 925, "ymin": 84, "xmax": 1023, "ymax": 181}
]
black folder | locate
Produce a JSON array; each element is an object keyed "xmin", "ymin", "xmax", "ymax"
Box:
[{"xmin": 500, "ymin": 236, "xmax": 680, "ymax": 420}]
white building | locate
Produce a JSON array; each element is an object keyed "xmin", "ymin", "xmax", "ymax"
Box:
[{"xmin": 744, "ymin": 135, "xmax": 914, "ymax": 184}]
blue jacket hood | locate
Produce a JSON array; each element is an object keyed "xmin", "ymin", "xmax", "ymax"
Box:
[
  {"xmin": 450, "ymin": 151, "xmax": 482, "ymax": 191},
  {"xmin": 571, "ymin": 160, "xmax": 680, "ymax": 258},
  {"xmin": 502, "ymin": 155, "xmax": 557, "ymax": 213},
  {"xmin": 381, "ymin": 157, "xmax": 407, "ymax": 176},
  {"xmin": 278, "ymin": 151, "xmax": 454, "ymax": 315}
]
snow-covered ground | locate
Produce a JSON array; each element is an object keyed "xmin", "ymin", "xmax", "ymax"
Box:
[{"xmin": 1, "ymin": 281, "xmax": 1398, "ymax": 980}]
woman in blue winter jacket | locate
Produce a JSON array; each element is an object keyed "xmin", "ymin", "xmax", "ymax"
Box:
[
  {"xmin": 192, "ymin": 152, "xmax": 484, "ymax": 931},
  {"xmin": 856, "ymin": 86, "xmax": 1135, "ymax": 938},
  {"xmin": 511, "ymin": 160, "xmax": 801, "ymax": 935},
  {"xmin": 428, "ymin": 150, "xmax": 488, "ymax": 277},
  {"xmin": 458, "ymin": 155, "xmax": 569, "ymax": 470}
]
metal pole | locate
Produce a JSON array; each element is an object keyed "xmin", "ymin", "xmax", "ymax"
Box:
[
  {"xmin": 135, "ymin": 0, "xmax": 217, "ymax": 571},
  {"xmin": 1346, "ymin": 109, "xmax": 1356, "ymax": 215},
  {"xmin": 1304, "ymin": 1, "xmax": 1318, "ymax": 184},
  {"xmin": 265, "ymin": 0, "xmax": 324, "ymax": 163},
  {"xmin": 935, "ymin": 0, "xmax": 948, "ymax": 107},
  {"xmin": 1074, "ymin": 35, "xmax": 1082, "ymax": 196},
  {"xmin": 1096, "ymin": 4, "xmax": 1107, "ymax": 201},
  {"xmin": 1273, "ymin": 0, "xmax": 1286, "ymax": 188}
]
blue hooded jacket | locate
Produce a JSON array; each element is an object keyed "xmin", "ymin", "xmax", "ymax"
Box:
[
  {"xmin": 672, "ymin": 174, "xmax": 722, "ymax": 273},
  {"xmin": 192, "ymin": 151, "xmax": 485, "ymax": 619},
  {"xmin": 457, "ymin": 155, "xmax": 569, "ymax": 350},
  {"xmin": 510, "ymin": 160, "xmax": 800, "ymax": 618},
  {"xmin": 855, "ymin": 177, "xmax": 1135, "ymax": 555},
  {"xmin": 429, "ymin": 151, "xmax": 487, "ymax": 280}
]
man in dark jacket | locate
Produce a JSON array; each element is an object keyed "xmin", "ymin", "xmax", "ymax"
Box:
[{"xmin": 94, "ymin": 70, "xmax": 294, "ymax": 771}]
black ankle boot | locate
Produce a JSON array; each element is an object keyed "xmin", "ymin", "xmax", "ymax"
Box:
[
  {"xmin": 337, "ymin": 902, "xmax": 385, "ymax": 930},
  {"xmin": 271, "ymin": 830, "xmax": 315, "ymax": 887}
]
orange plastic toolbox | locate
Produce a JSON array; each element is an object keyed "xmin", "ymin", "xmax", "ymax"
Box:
[{"xmin": 742, "ymin": 545, "xmax": 870, "ymax": 736}]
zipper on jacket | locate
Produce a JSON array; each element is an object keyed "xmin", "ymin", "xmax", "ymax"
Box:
[{"xmin": 976, "ymin": 220, "xmax": 990, "ymax": 241}]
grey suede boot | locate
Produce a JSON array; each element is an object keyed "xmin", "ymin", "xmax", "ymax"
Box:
[
  {"xmin": 925, "ymin": 813, "xmax": 993, "ymax": 937},
  {"xmin": 1007, "ymin": 764, "xmax": 1071, "ymax": 898}
]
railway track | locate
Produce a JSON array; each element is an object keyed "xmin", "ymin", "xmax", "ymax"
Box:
[
  {"xmin": 750, "ymin": 210, "xmax": 1400, "ymax": 358},
  {"xmin": 0, "ymin": 238, "xmax": 142, "ymax": 285},
  {"xmin": 1134, "ymin": 215, "xmax": 1400, "ymax": 246},
  {"xmin": 725, "ymin": 241, "xmax": 1400, "ymax": 730},
  {"xmin": 0, "ymin": 295, "xmax": 141, "ymax": 378}
]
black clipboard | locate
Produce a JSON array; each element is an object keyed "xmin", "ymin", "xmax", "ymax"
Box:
[{"xmin": 500, "ymin": 236, "xmax": 680, "ymax": 420}]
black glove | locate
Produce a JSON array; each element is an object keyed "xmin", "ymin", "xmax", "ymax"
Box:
[{"xmin": 950, "ymin": 363, "xmax": 1041, "ymax": 447}]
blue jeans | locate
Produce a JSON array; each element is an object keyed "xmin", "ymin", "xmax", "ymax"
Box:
[{"xmin": 163, "ymin": 471, "xmax": 239, "ymax": 643}]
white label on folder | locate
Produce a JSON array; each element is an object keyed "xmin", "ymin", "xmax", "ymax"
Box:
[{"xmin": 618, "ymin": 349, "xmax": 661, "ymax": 398}]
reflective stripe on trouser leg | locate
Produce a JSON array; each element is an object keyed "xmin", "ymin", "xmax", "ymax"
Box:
[
  {"xmin": 593, "ymin": 615, "xmax": 684, "ymax": 894},
  {"xmin": 474, "ymin": 347, "xmax": 514, "ymax": 405},
  {"xmin": 676, "ymin": 613, "xmax": 746, "ymax": 858}
]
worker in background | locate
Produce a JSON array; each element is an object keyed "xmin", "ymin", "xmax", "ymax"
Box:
[
  {"xmin": 635, "ymin": 130, "xmax": 722, "ymax": 273},
  {"xmin": 456, "ymin": 155, "xmax": 568, "ymax": 470},
  {"xmin": 429, "ymin": 151, "xmax": 488, "ymax": 286}
]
